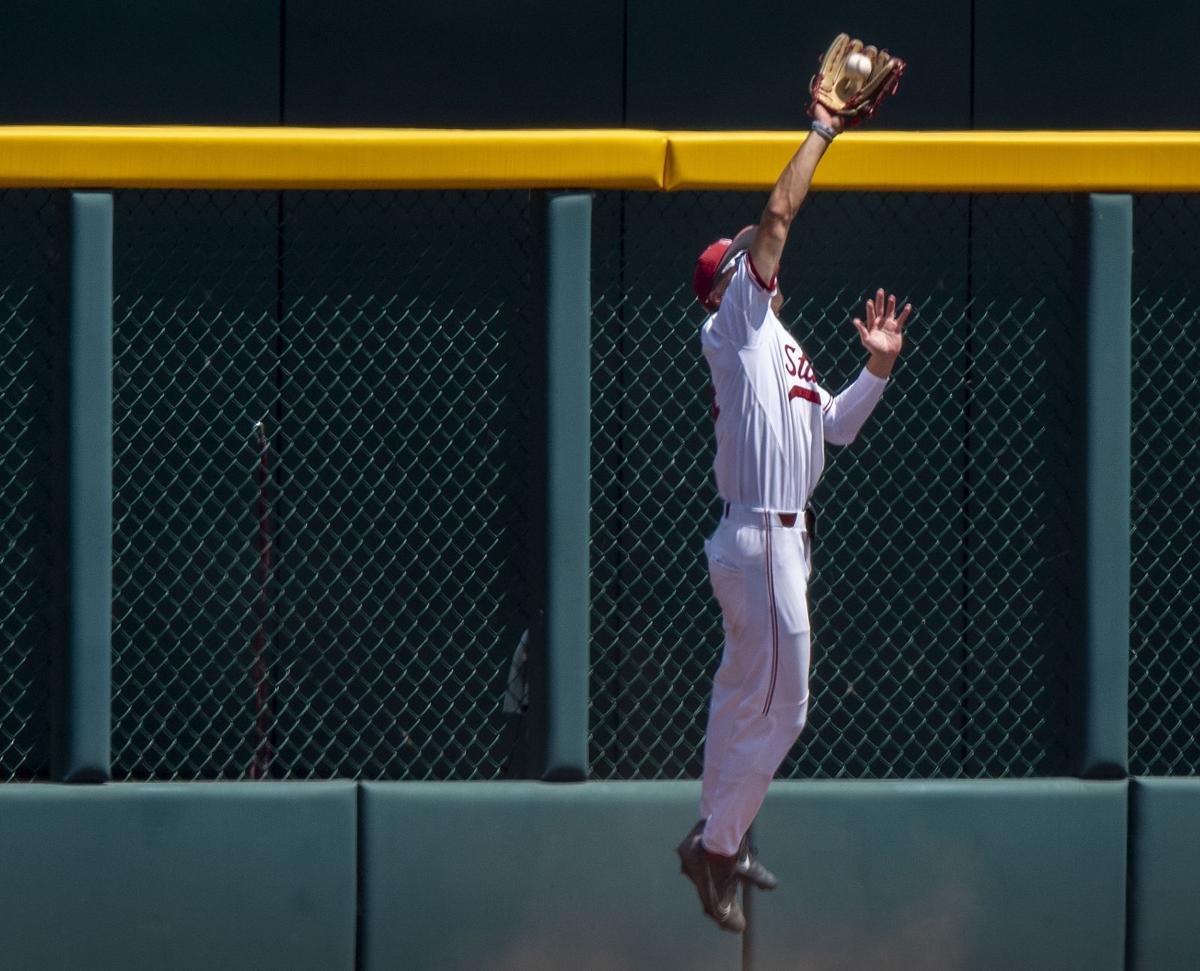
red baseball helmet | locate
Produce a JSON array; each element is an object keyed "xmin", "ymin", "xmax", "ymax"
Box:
[{"xmin": 692, "ymin": 225, "xmax": 756, "ymax": 311}]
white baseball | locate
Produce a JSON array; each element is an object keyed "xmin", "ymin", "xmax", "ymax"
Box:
[{"xmin": 846, "ymin": 52, "xmax": 873, "ymax": 78}]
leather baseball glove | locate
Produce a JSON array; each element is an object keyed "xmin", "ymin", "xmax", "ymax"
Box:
[{"xmin": 810, "ymin": 33, "xmax": 906, "ymax": 125}]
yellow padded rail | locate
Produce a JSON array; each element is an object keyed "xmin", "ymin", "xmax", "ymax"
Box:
[
  {"xmin": 0, "ymin": 126, "xmax": 668, "ymax": 190},
  {"xmin": 665, "ymin": 130, "xmax": 1200, "ymax": 192},
  {"xmin": 0, "ymin": 126, "xmax": 1199, "ymax": 191}
]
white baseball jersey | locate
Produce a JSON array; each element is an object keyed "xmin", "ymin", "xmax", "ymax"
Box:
[
  {"xmin": 700, "ymin": 256, "xmax": 887, "ymax": 511},
  {"xmin": 695, "ymin": 253, "xmax": 892, "ymax": 857}
]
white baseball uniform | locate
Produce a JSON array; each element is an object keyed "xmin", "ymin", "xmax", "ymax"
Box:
[{"xmin": 698, "ymin": 255, "xmax": 888, "ymax": 857}]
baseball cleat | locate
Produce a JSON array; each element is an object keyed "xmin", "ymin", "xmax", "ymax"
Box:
[
  {"xmin": 676, "ymin": 826, "xmax": 746, "ymax": 934},
  {"xmin": 736, "ymin": 833, "xmax": 779, "ymax": 891}
]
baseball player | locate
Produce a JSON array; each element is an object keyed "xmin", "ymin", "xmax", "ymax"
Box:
[{"xmin": 676, "ymin": 59, "xmax": 910, "ymax": 932}]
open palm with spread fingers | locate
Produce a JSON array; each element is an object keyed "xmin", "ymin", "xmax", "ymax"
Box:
[{"xmin": 854, "ymin": 288, "xmax": 911, "ymax": 362}]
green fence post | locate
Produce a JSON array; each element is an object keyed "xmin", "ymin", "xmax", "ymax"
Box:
[
  {"xmin": 50, "ymin": 191, "xmax": 113, "ymax": 783},
  {"xmin": 1069, "ymin": 193, "xmax": 1131, "ymax": 779},
  {"xmin": 536, "ymin": 191, "xmax": 592, "ymax": 782}
]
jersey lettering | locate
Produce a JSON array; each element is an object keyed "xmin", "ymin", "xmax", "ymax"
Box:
[
  {"xmin": 784, "ymin": 344, "xmax": 815, "ymax": 382},
  {"xmin": 784, "ymin": 343, "xmax": 818, "ymax": 405},
  {"xmin": 700, "ymin": 266, "xmax": 844, "ymax": 511}
]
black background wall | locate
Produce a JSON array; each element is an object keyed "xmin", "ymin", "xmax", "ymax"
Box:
[{"xmin": 0, "ymin": 0, "xmax": 1196, "ymax": 128}]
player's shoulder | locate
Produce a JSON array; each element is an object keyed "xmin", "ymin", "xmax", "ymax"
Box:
[
  {"xmin": 724, "ymin": 258, "xmax": 757, "ymax": 299},
  {"xmin": 704, "ymin": 259, "xmax": 778, "ymax": 352},
  {"xmin": 714, "ymin": 261, "xmax": 765, "ymax": 319}
]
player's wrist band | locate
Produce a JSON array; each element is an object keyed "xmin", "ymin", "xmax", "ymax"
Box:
[{"xmin": 810, "ymin": 120, "xmax": 838, "ymax": 143}]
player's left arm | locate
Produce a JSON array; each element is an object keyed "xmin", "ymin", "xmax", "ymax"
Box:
[{"xmin": 822, "ymin": 288, "xmax": 912, "ymax": 446}]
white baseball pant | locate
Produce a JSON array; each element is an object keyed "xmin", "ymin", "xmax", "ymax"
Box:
[{"xmin": 699, "ymin": 503, "xmax": 812, "ymax": 857}]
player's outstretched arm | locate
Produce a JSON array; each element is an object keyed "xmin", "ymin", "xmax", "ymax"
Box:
[{"xmin": 747, "ymin": 103, "xmax": 843, "ymax": 287}]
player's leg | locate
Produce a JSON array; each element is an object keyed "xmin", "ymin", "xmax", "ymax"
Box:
[
  {"xmin": 702, "ymin": 525, "xmax": 812, "ymax": 856},
  {"xmin": 698, "ymin": 527, "xmax": 763, "ymax": 819},
  {"xmin": 699, "ymin": 654, "xmax": 739, "ymax": 818},
  {"xmin": 679, "ymin": 524, "xmax": 768, "ymax": 933},
  {"xmin": 699, "ymin": 554, "xmax": 749, "ymax": 819},
  {"xmin": 699, "ymin": 637, "xmax": 809, "ymax": 856}
]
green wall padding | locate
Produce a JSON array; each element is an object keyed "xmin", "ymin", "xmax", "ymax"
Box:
[
  {"xmin": 1128, "ymin": 778, "xmax": 1200, "ymax": 971},
  {"xmin": 359, "ymin": 781, "xmax": 743, "ymax": 971},
  {"xmin": 0, "ymin": 783, "xmax": 356, "ymax": 971},
  {"xmin": 753, "ymin": 780, "xmax": 1127, "ymax": 971}
]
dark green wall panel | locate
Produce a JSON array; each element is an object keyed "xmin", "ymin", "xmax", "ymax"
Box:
[
  {"xmin": 754, "ymin": 780, "xmax": 1127, "ymax": 970},
  {"xmin": 359, "ymin": 781, "xmax": 743, "ymax": 971},
  {"xmin": 539, "ymin": 192, "xmax": 593, "ymax": 781},
  {"xmin": 1128, "ymin": 778, "xmax": 1200, "ymax": 971},
  {"xmin": 0, "ymin": 1, "xmax": 280, "ymax": 124},
  {"xmin": 626, "ymin": 1, "xmax": 969, "ymax": 130},
  {"xmin": 51, "ymin": 191, "xmax": 114, "ymax": 782},
  {"xmin": 283, "ymin": 0, "xmax": 623, "ymax": 126},
  {"xmin": 1068, "ymin": 194, "xmax": 1131, "ymax": 777},
  {"xmin": 974, "ymin": 1, "xmax": 1200, "ymax": 128},
  {"xmin": 0, "ymin": 783, "xmax": 356, "ymax": 971}
]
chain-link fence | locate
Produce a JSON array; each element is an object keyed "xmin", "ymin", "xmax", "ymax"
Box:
[
  {"xmin": 0, "ymin": 190, "xmax": 55, "ymax": 781},
  {"xmin": 0, "ymin": 187, "xmax": 1195, "ymax": 782},
  {"xmin": 110, "ymin": 190, "xmax": 538, "ymax": 780},
  {"xmin": 1129, "ymin": 194, "xmax": 1200, "ymax": 776},
  {"xmin": 589, "ymin": 192, "xmax": 1074, "ymax": 779}
]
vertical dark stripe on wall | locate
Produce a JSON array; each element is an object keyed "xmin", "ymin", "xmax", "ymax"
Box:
[
  {"xmin": 969, "ymin": 0, "xmax": 976, "ymax": 129},
  {"xmin": 614, "ymin": 0, "xmax": 631, "ymax": 771},
  {"xmin": 1124, "ymin": 781, "xmax": 1138, "ymax": 971},
  {"xmin": 279, "ymin": 0, "xmax": 288, "ymax": 125},
  {"xmin": 959, "ymin": 0, "xmax": 979, "ymax": 762},
  {"xmin": 621, "ymin": 0, "xmax": 629, "ymax": 127},
  {"xmin": 614, "ymin": 187, "xmax": 629, "ymax": 773},
  {"xmin": 272, "ymin": 2, "xmax": 288, "ymax": 778},
  {"xmin": 355, "ymin": 783, "xmax": 366, "ymax": 971},
  {"xmin": 268, "ymin": 191, "xmax": 286, "ymax": 780},
  {"xmin": 959, "ymin": 196, "xmax": 975, "ymax": 770}
]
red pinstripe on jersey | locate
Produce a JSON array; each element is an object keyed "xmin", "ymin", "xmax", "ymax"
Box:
[{"xmin": 762, "ymin": 511, "xmax": 780, "ymax": 716}]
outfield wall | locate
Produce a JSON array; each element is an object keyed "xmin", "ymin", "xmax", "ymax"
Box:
[
  {"xmin": 4, "ymin": 779, "xmax": 1182, "ymax": 971},
  {"xmin": 0, "ymin": 174, "xmax": 1194, "ymax": 968}
]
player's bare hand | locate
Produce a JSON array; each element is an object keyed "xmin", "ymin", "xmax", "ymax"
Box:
[{"xmin": 854, "ymin": 289, "xmax": 911, "ymax": 377}]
